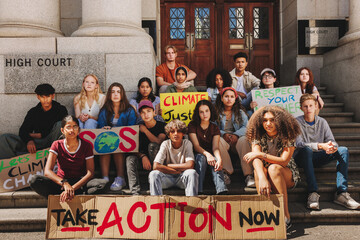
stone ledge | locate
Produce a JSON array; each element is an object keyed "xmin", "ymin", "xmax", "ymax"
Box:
[{"xmin": 0, "ymin": 38, "xmax": 56, "ymax": 54}]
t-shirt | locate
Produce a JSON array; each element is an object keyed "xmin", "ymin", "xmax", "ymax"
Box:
[
  {"xmin": 154, "ymin": 139, "xmax": 194, "ymax": 165},
  {"xmin": 188, "ymin": 121, "xmax": 220, "ymax": 154},
  {"xmin": 235, "ymin": 75, "xmax": 247, "ymax": 94},
  {"xmin": 156, "ymin": 62, "xmax": 191, "ymax": 84},
  {"xmin": 50, "ymin": 139, "xmax": 94, "ymax": 179},
  {"xmin": 139, "ymin": 121, "xmax": 166, "ymax": 155}
]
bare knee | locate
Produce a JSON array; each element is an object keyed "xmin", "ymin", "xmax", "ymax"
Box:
[{"xmin": 267, "ymin": 164, "xmax": 282, "ymax": 179}]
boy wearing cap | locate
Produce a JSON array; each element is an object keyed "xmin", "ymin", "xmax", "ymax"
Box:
[
  {"xmin": 149, "ymin": 119, "xmax": 199, "ymax": 196},
  {"xmin": 126, "ymin": 100, "xmax": 166, "ymax": 195},
  {"xmin": 294, "ymin": 94, "xmax": 360, "ymax": 210},
  {"xmin": 0, "ymin": 83, "xmax": 68, "ymax": 159},
  {"xmin": 230, "ymin": 52, "xmax": 260, "ymax": 110}
]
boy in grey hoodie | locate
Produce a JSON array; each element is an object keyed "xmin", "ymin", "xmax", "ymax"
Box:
[{"xmin": 294, "ymin": 94, "xmax": 359, "ymax": 210}]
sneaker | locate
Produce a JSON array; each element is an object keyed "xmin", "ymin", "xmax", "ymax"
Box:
[
  {"xmin": 110, "ymin": 176, "xmax": 126, "ymax": 191},
  {"xmin": 307, "ymin": 192, "xmax": 320, "ymax": 210},
  {"xmin": 103, "ymin": 176, "xmax": 109, "ymax": 182},
  {"xmin": 285, "ymin": 217, "xmax": 292, "ymax": 230},
  {"xmin": 334, "ymin": 192, "xmax": 360, "ymax": 210},
  {"xmin": 245, "ymin": 175, "xmax": 256, "ymax": 188},
  {"xmin": 223, "ymin": 172, "xmax": 231, "ymax": 185}
]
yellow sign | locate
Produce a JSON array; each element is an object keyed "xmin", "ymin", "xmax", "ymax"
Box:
[{"xmin": 160, "ymin": 92, "xmax": 208, "ymax": 125}]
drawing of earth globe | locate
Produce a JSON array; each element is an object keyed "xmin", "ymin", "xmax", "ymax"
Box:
[{"xmin": 94, "ymin": 132, "xmax": 120, "ymax": 153}]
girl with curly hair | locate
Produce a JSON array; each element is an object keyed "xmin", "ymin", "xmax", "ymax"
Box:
[
  {"xmin": 295, "ymin": 67, "xmax": 324, "ymax": 115},
  {"xmin": 97, "ymin": 83, "xmax": 137, "ymax": 192},
  {"xmin": 244, "ymin": 106, "xmax": 301, "ymax": 229},
  {"xmin": 205, "ymin": 68, "xmax": 233, "ymax": 104},
  {"xmin": 215, "ymin": 87, "xmax": 253, "ymax": 186},
  {"xmin": 74, "ymin": 74, "xmax": 105, "ymax": 129},
  {"xmin": 188, "ymin": 100, "xmax": 227, "ymax": 195}
]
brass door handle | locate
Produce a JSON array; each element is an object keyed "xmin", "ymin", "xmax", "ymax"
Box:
[
  {"xmin": 249, "ymin": 33, "xmax": 253, "ymax": 49},
  {"xmin": 191, "ymin": 33, "xmax": 195, "ymax": 50},
  {"xmin": 186, "ymin": 33, "xmax": 191, "ymax": 49},
  {"xmin": 245, "ymin": 33, "xmax": 249, "ymax": 49}
]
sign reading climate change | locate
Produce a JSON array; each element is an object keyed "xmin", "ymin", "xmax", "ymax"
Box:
[
  {"xmin": 251, "ymin": 86, "xmax": 302, "ymax": 117},
  {"xmin": 0, "ymin": 149, "xmax": 49, "ymax": 192},
  {"xmin": 46, "ymin": 195, "xmax": 286, "ymax": 240},
  {"xmin": 79, "ymin": 126, "xmax": 139, "ymax": 155},
  {"xmin": 160, "ymin": 92, "xmax": 208, "ymax": 125}
]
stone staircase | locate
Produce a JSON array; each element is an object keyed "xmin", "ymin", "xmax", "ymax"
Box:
[{"xmin": 1, "ymin": 86, "xmax": 360, "ymax": 232}]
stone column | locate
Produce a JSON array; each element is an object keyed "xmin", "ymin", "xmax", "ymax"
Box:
[
  {"xmin": 0, "ymin": 0, "xmax": 63, "ymax": 37},
  {"xmin": 338, "ymin": 0, "xmax": 360, "ymax": 45},
  {"xmin": 72, "ymin": 0, "xmax": 147, "ymax": 37}
]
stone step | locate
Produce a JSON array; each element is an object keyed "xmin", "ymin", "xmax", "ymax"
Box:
[
  {"xmin": 317, "ymin": 86, "xmax": 327, "ymax": 95},
  {"xmin": 333, "ymin": 134, "xmax": 360, "ymax": 147},
  {"xmin": 321, "ymin": 103, "xmax": 344, "ymax": 113},
  {"xmin": 322, "ymin": 94, "xmax": 336, "ymax": 103},
  {"xmin": 330, "ymin": 123, "xmax": 360, "ymax": 134},
  {"xmin": 319, "ymin": 112, "xmax": 354, "ymax": 123},
  {"xmin": 349, "ymin": 147, "xmax": 360, "ymax": 161},
  {"xmin": 0, "ymin": 200, "xmax": 359, "ymax": 232}
]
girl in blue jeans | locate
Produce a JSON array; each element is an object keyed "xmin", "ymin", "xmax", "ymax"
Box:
[{"xmin": 188, "ymin": 100, "xmax": 227, "ymax": 195}]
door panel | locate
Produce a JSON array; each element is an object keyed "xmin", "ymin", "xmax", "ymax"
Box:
[
  {"xmin": 162, "ymin": 2, "xmax": 215, "ymax": 86},
  {"xmin": 162, "ymin": 1, "xmax": 276, "ymax": 86}
]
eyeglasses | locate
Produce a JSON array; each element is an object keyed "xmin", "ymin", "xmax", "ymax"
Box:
[
  {"xmin": 262, "ymin": 75, "xmax": 274, "ymax": 79},
  {"xmin": 65, "ymin": 125, "xmax": 80, "ymax": 131}
]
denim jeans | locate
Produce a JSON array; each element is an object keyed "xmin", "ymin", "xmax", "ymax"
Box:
[
  {"xmin": 78, "ymin": 118, "xmax": 98, "ymax": 129},
  {"xmin": 148, "ymin": 169, "xmax": 198, "ymax": 196},
  {"xmin": 195, "ymin": 153, "xmax": 227, "ymax": 194},
  {"xmin": 294, "ymin": 146, "xmax": 348, "ymax": 193},
  {"xmin": 126, "ymin": 142, "xmax": 160, "ymax": 195}
]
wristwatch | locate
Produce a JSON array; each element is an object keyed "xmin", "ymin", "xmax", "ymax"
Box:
[{"xmin": 61, "ymin": 179, "xmax": 68, "ymax": 186}]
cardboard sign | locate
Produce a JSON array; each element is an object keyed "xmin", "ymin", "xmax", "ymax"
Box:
[
  {"xmin": 160, "ymin": 92, "xmax": 208, "ymax": 125},
  {"xmin": 0, "ymin": 149, "xmax": 49, "ymax": 193},
  {"xmin": 79, "ymin": 126, "xmax": 139, "ymax": 155},
  {"xmin": 46, "ymin": 195, "xmax": 285, "ymax": 239},
  {"xmin": 251, "ymin": 86, "xmax": 302, "ymax": 117}
]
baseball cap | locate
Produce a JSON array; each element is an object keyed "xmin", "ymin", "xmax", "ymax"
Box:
[
  {"xmin": 260, "ymin": 68, "xmax": 276, "ymax": 77},
  {"xmin": 138, "ymin": 100, "xmax": 154, "ymax": 112}
]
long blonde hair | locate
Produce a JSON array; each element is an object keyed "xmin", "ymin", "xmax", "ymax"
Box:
[{"xmin": 76, "ymin": 74, "xmax": 103, "ymax": 110}]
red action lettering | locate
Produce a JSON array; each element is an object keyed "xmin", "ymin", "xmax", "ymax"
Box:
[
  {"xmin": 150, "ymin": 202, "xmax": 176, "ymax": 233},
  {"xmin": 189, "ymin": 208, "xmax": 208, "ymax": 233},
  {"xmin": 127, "ymin": 201, "xmax": 151, "ymax": 233},
  {"xmin": 97, "ymin": 202, "xmax": 123, "ymax": 236},
  {"xmin": 79, "ymin": 131, "xmax": 95, "ymax": 149},
  {"xmin": 119, "ymin": 127, "xmax": 137, "ymax": 152},
  {"xmin": 177, "ymin": 202, "xmax": 187, "ymax": 238},
  {"xmin": 208, "ymin": 203, "xmax": 232, "ymax": 233}
]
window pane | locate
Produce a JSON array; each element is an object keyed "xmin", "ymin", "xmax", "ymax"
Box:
[
  {"xmin": 170, "ymin": 8, "xmax": 185, "ymax": 39},
  {"xmin": 253, "ymin": 7, "xmax": 269, "ymax": 39},
  {"xmin": 195, "ymin": 8, "xmax": 210, "ymax": 39},
  {"xmin": 229, "ymin": 7, "xmax": 244, "ymax": 39}
]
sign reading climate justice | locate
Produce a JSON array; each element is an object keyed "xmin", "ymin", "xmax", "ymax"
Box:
[
  {"xmin": 160, "ymin": 92, "xmax": 208, "ymax": 125},
  {"xmin": 251, "ymin": 86, "xmax": 302, "ymax": 117},
  {"xmin": 0, "ymin": 149, "xmax": 49, "ymax": 192},
  {"xmin": 46, "ymin": 195, "xmax": 286, "ymax": 240},
  {"xmin": 79, "ymin": 126, "xmax": 139, "ymax": 155}
]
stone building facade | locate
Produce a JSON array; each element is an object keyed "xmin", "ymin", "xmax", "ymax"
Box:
[{"xmin": 0, "ymin": 0, "xmax": 359, "ymax": 134}]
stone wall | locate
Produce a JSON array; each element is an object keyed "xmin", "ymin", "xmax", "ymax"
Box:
[{"xmin": 321, "ymin": 38, "xmax": 360, "ymax": 121}]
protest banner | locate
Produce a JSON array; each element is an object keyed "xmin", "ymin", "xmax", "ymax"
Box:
[
  {"xmin": 160, "ymin": 92, "xmax": 208, "ymax": 125},
  {"xmin": 0, "ymin": 149, "xmax": 49, "ymax": 193},
  {"xmin": 251, "ymin": 86, "xmax": 302, "ymax": 117},
  {"xmin": 46, "ymin": 195, "xmax": 285, "ymax": 240},
  {"xmin": 79, "ymin": 125, "xmax": 139, "ymax": 155}
]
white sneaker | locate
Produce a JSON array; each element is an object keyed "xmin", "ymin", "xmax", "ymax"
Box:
[
  {"xmin": 307, "ymin": 192, "xmax": 320, "ymax": 210},
  {"xmin": 334, "ymin": 192, "xmax": 360, "ymax": 210},
  {"xmin": 245, "ymin": 175, "xmax": 256, "ymax": 188},
  {"xmin": 110, "ymin": 176, "xmax": 126, "ymax": 191},
  {"xmin": 103, "ymin": 176, "xmax": 109, "ymax": 182}
]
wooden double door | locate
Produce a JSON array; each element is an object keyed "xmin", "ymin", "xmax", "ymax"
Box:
[{"xmin": 161, "ymin": 1, "xmax": 277, "ymax": 86}]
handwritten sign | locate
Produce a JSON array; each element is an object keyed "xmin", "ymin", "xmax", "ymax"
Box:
[
  {"xmin": 0, "ymin": 149, "xmax": 49, "ymax": 193},
  {"xmin": 46, "ymin": 195, "xmax": 285, "ymax": 239},
  {"xmin": 79, "ymin": 126, "xmax": 139, "ymax": 155},
  {"xmin": 160, "ymin": 92, "xmax": 208, "ymax": 125},
  {"xmin": 251, "ymin": 86, "xmax": 302, "ymax": 117}
]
